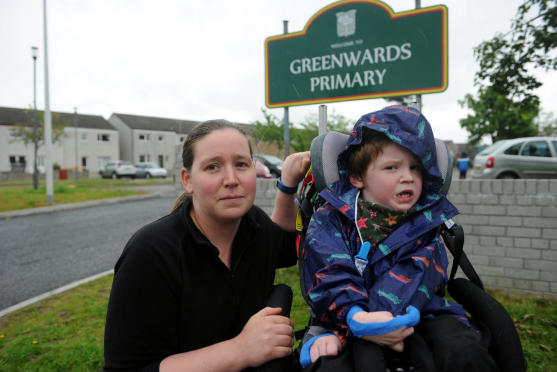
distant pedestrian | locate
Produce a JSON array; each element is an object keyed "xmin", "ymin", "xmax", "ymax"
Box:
[{"xmin": 458, "ymin": 151, "xmax": 470, "ymax": 179}]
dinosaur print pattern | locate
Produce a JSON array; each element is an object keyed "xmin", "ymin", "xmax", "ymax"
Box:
[
  {"xmin": 412, "ymin": 256, "xmax": 430, "ymax": 267},
  {"xmin": 377, "ymin": 289, "xmax": 402, "ymax": 304},
  {"xmin": 417, "ymin": 121, "xmax": 425, "ymax": 137},
  {"xmin": 378, "ymin": 128, "xmax": 403, "ymax": 144},
  {"xmin": 327, "ymin": 253, "xmax": 352, "ymax": 262},
  {"xmin": 418, "ymin": 285, "xmax": 430, "ymax": 299},
  {"xmin": 379, "ymin": 244, "xmax": 391, "ymax": 255},
  {"xmin": 422, "ymin": 152, "xmax": 432, "ymax": 165},
  {"xmin": 340, "ymin": 286, "xmax": 369, "ymax": 297},
  {"xmin": 388, "ymin": 271, "xmax": 412, "ymax": 284}
]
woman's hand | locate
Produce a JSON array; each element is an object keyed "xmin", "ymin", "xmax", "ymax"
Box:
[
  {"xmin": 233, "ymin": 307, "xmax": 295, "ymax": 368},
  {"xmin": 352, "ymin": 311, "xmax": 414, "ymax": 352},
  {"xmin": 280, "ymin": 151, "xmax": 311, "ymax": 188},
  {"xmin": 310, "ymin": 335, "xmax": 342, "ymax": 363}
]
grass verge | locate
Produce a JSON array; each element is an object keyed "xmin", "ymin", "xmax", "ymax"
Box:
[
  {"xmin": 0, "ymin": 185, "xmax": 147, "ymax": 213},
  {"xmin": 1, "ymin": 267, "xmax": 555, "ymax": 371},
  {"xmin": 0, "ymin": 178, "xmax": 173, "ymax": 188}
]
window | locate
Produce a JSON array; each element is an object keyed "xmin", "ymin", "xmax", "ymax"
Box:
[
  {"xmin": 552, "ymin": 141, "xmax": 557, "ymax": 156},
  {"xmin": 521, "ymin": 141, "xmax": 551, "ymax": 157},
  {"xmin": 179, "ymin": 136, "xmax": 185, "ymax": 142},
  {"xmin": 503, "ymin": 143, "xmax": 523, "ymax": 155},
  {"xmin": 97, "ymin": 134, "xmax": 110, "ymax": 142},
  {"xmin": 9, "ymin": 156, "xmax": 26, "ymax": 172},
  {"xmin": 38, "ymin": 156, "xmax": 45, "ymax": 166},
  {"xmin": 165, "ymin": 155, "xmax": 169, "ymax": 161},
  {"xmin": 98, "ymin": 157, "xmax": 111, "ymax": 169},
  {"xmin": 80, "ymin": 133, "xmax": 88, "ymax": 142},
  {"xmin": 139, "ymin": 134, "xmax": 150, "ymax": 141},
  {"xmin": 158, "ymin": 135, "xmax": 164, "ymax": 142},
  {"xmin": 81, "ymin": 157, "xmax": 88, "ymax": 169},
  {"xmin": 8, "ymin": 129, "xmax": 16, "ymax": 139},
  {"xmin": 158, "ymin": 155, "xmax": 164, "ymax": 167},
  {"xmin": 139, "ymin": 155, "xmax": 151, "ymax": 162}
]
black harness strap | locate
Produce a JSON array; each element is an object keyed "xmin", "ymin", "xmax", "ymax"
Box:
[{"xmin": 442, "ymin": 224, "xmax": 484, "ymax": 290}]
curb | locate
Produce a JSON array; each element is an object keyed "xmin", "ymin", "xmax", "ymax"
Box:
[
  {"xmin": 0, "ymin": 269, "xmax": 114, "ymax": 317},
  {"xmin": 0, "ymin": 192, "xmax": 161, "ymax": 219}
]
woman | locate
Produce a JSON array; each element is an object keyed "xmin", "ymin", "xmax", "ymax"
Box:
[{"xmin": 103, "ymin": 119, "xmax": 310, "ymax": 372}]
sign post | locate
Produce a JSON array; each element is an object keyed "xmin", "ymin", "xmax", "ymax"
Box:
[
  {"xmin": 265, "ymin": 0, "xmax": 448, "ymax": 108},
  {"xmin": 283, "ymin": 21, "xmax": 290, "ymax": 158}
]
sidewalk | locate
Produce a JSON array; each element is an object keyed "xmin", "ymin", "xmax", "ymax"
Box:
[{"xmin": 0, "ymin": 192, "xmax": 161, "ymax": 219}]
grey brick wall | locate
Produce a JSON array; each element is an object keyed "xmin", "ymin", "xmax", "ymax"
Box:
[{"xmin": 447, "ymin": 179, "xmax": 557, "ymax": 299}]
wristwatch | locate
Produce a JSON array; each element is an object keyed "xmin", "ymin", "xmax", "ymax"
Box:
[{"xmin": 276, "ymin": 177, "xmax": 298, "ymax": 194}]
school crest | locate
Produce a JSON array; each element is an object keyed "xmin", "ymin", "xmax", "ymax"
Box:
[{"xmin": 336, "ymin": 10, "xmax": 357, "ymax": 37}]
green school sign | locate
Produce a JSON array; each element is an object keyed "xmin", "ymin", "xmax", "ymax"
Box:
[{"xmin": 265, "ymin": 0, "xmax": 448, "ymax": 108}]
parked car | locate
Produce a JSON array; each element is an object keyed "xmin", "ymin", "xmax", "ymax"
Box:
[
  {"xmin": 254, "ymin": 154, "xmax": 283, "ymax": 178},
  {"xmin": 99, "ymin": 160, "xmax": 136, "ymax": 179},
  {"xmin": 254, "ymin": 158, "xmax": 272, "ymax": 178},
  {"xmin": 472, "ymin": 137, "xmax": 557, "ymax": 179},
  {"xmin": 135, "ymin": 162, "xmax": 168, "ymax": 179}
]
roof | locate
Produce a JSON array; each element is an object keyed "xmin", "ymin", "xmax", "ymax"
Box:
[
  {"xmin": 111, "ymin": 113, "xmax": 198, "ymax": 133},
  {"xmin": 0, "ymin": 106, "xmax": 116, "ymax": 130}
]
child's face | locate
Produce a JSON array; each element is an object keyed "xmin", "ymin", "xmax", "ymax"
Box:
[{"xmin": 350, "ymin": 143, "xmax": 422, "ymax": 211}]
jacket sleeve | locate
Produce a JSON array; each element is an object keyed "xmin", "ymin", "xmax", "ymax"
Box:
[
  {"xmin": 363, "ymin": 231, "xmax": 447, "ymax": 317},
  {"xmin": 303, "ymin": 209, "xmax": 369, "ymax": 329}
]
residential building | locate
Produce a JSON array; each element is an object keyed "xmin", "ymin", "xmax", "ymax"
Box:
[
  {"xmin": 108, "ymin": 113, "xmax": 197, "ymax": 172},
  {"xmin": 0, "ymin": 106, "xmax": 119, "ymax": 177}
]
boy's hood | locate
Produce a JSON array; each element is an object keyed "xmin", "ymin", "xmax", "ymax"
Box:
[{"xmin": 320, "ymin": 105, "xmax": 449, "ymax": 224}]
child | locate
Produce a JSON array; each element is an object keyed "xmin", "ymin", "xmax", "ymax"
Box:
[
  {"xmin": 300, "ymin": 106, "xmax": 498, "ymax": 372},
  {"xmin": 457, "ymin": 151, "xmax": 470, "ymax": 179}
]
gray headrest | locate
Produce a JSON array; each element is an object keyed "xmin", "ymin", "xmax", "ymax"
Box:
[{"xmin": 310, "ymin": 132, "xmax": 454, "ymax": 196}]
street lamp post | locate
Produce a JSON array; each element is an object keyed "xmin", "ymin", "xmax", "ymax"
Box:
[
  {"xmin": 32, "ymin": 46, "xmax": 39, "ymax": 189},
  {"xmin": 74, "ymin": 107, "xmax": 78, "ymax": 181}
]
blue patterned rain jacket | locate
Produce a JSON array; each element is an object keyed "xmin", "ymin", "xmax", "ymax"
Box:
[{"xmin": 303, "ymin": 106, "xmax": 468, "ymax": 344}]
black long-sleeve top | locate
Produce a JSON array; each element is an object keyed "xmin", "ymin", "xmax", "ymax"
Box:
[{"xmin": 103, "ymin": 196, "xmax": 297, "ymax": 372}]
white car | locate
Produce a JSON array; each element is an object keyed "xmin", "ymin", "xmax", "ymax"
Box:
[
  {"xmin": 99, "ymin": 160, "xmax": 136, "ymax": 179},
  {"xmin": 472, "ymin": 137, "xmax": 557, "ymax": 179},
  {"xmin": 135, "ymin": 162, "xmax": 168, "ymax": 179}
]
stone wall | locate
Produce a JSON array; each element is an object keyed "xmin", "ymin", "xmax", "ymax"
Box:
[{"xmin": 446, "ymin": 179, "xmax": 557, "ymax": 298}]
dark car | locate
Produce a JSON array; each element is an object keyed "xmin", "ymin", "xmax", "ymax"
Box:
[{"xmin": 254, "ymin": 154, "xmax": 283, "ymax": 178}]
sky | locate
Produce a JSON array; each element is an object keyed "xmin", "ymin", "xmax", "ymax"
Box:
[{"xmin": 1, "ymin": 0, "xmax": 556, "ymax": 145}]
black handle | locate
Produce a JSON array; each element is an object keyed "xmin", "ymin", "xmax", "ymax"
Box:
[{"xmin": 257, "ymin": 284, "xmax": 294, "ymax": 372}]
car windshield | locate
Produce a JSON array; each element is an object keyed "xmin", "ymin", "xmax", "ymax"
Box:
[
  {"xmin": 478, "ymin": 141, "xmax": 508, "ymax": 156},
  {"xmin": 260, "ymin": 155, "xmax": 283, "ymax": 165},
  {"xmin": 120, "ymin": 162, "xmax": 132, "ymax": 166},
  {"xmin": 146, "ymin": 163, "xmax": 160, "ymax": 168}
]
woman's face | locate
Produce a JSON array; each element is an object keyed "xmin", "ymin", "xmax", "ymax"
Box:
[{"xmin": 182, "ymin": 129, "xmax": 257, "ymax": 224}]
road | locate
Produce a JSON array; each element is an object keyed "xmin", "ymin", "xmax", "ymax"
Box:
[{"xmin": 0, "ymin": 184, "xmax": 177, "ymax": 311}]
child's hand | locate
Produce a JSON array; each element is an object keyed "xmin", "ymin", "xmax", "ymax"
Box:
[
  {"xmin": 310, "ymin": 335, "xmax": 342, "ymax": 363},
  {"xmin": 352, "ymin": 311, "xmax": 414, "ymax": 352}
]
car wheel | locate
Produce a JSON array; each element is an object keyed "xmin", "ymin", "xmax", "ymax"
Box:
[
  {"xmin": 497, "ymin": 172, "xmax": 518, "ymax": 179},
  {"xmin": 112, "ymin": 172, "xmax": 118, "ymax": 180},
  {"xmin": 162, "ymin": 176, "xmax": 166, "ymax": 179},
  {"xmin": 271, "ymin": 171, "xmax": 280, "ymax": 179},
  {"xmin": 130, "ymin": 175, "xmax": 136, "ymax": 180},
  {"xmin": 146, "ymin": 173, "xmax": 151, "ymax": 179}
]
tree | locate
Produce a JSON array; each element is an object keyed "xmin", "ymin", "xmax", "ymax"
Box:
[
  {"xmin": 460, "ymin": 0, "xmax": 556, "ymax": 144},
  {"xmin": 290, "ymin": 110, "xmax": 353, "ymax": 153},
  {"xmin": 251, "ymin": 108, "xmax": 289, "ymax": 157},
  {"xmin": 538, "ymin": 111, "xmax": 557, "ymax": 136},
  {"xmin": 9, "ymin": 108, "xmax": 69, "ymax": 148}
]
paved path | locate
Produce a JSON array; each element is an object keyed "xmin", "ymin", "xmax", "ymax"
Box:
[{"xmin": 0, "ymin": 184, "xmax": 177, "ymax": 311}]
